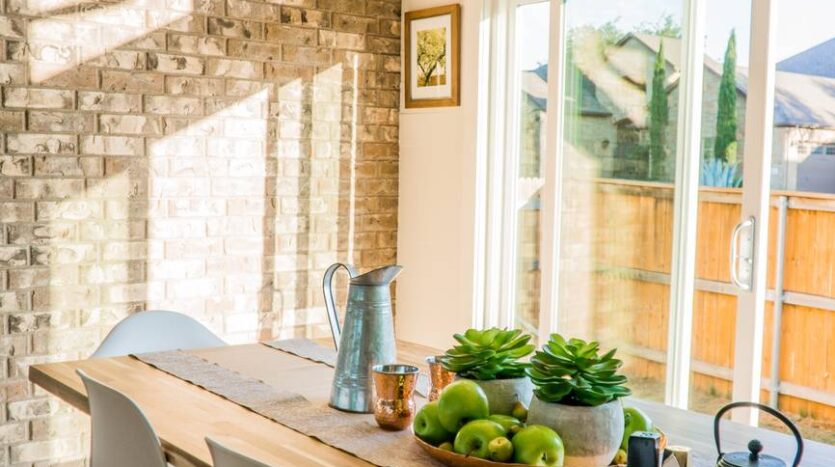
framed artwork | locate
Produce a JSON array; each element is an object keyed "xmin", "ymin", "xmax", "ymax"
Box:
[{"xmin": 404, "ymin": 4, "xmax": 461, "ymax": 108}]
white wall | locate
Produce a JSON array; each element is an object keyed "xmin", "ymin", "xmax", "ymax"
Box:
[{"xmin": 396, "ymin": 0, "xmax": 484, "ymax": 349}]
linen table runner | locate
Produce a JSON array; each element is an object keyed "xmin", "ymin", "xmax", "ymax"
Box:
[{"xmin": 134, "ymin": 342, "xmax": 442, "ymax": 467}]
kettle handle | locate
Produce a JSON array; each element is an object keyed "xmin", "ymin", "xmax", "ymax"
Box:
[
  {"xmin": 714, "ymin": 401, "xmax": 803, "ymax": 467},
  {"xmin": 323, "ymin": 263, "xmax": 357, "ymax": 351}
]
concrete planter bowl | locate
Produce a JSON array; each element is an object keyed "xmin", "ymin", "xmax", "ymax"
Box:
[
  {"xmin": 527, "ymin": 396, "xmax": 624, "ymax": 467},
  {"xmin": 457, "ymin": 376, "xmax": 533, "ymax": 416}
]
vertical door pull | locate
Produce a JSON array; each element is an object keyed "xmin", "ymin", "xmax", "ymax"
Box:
[{"xmin": 730, "ymin": 217, "xmax": 755, "ymax": 291}]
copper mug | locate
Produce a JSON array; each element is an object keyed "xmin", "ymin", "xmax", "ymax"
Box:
[
  {"xmin": 426, "ymin": 356, "xmax": 455, "ymax": 401},
  {"xmin": 371, "ymin": 364, "xmax": 419, "ymax": 430}
]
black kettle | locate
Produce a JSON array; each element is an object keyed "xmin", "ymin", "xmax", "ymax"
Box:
[{"xmin": 714, "ymin": 402, "xmax": 803, "ymax": 467}]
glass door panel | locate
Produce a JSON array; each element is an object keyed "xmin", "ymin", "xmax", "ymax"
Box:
[
  {"xmin": 512, "ymin": 1, "xmax": 551, "ymax": 339},
  {"xmin": 761, "ymin": 0, "xmax": 835, "ymax": 444},
  {"xmin": 688, "ymin": 0, "xmax": 752, "ymax": 416},
  {"xmin": 555, "ymin": 0, "xmax": 686, "ymax": 403}
]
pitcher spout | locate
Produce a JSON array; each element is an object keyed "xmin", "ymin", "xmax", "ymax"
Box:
[{"xmin": 350, "ymin": 264, "xmax": 403, "ymax": 286}]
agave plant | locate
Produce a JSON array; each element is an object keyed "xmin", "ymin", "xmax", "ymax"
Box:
[
  {"xmin": 526, "ymin": 334, "xmax": 631, "ymax": 406},
  {"xmin": 440, "ymin": 328, "xmax": 535, "ymax": 380},
  {"xmin": 700, "ymin": 157, "xmax": 742, "ymax": 188}
]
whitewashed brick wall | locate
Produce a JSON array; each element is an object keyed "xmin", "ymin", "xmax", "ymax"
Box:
[{"xmin": 0, "ymin": 0, "xmax": 400, "ymax": 464}]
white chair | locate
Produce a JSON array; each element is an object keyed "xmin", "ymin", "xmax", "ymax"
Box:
[
  {"xmin": 206, "ymin": 437, "xmax": 273, "ymax": 467},
  {"xmin": 77, "ymin": 369, "xmax": 168, "ymax": 467},
  {"xmin": 92, "ymin": 310, "xmax": 226, "ymax": 358}
]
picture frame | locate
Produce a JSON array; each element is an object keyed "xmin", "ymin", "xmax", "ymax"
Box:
[{"xmin": 404, "ymin": 4, "xmax": 461, "ymax": 108}]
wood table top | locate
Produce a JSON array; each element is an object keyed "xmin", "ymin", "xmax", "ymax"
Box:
[{"xmin": 29, "ymin": 340, "xmax": 835, "ymax": 467}]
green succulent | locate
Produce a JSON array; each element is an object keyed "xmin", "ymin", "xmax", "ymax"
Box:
[
  {"xmin": 526, "ymin": 334, "xmax": 631, "ymax": 406},
  {"xmin": 441, "ymin": 328, "xmax": 535, "ymax": 380}
]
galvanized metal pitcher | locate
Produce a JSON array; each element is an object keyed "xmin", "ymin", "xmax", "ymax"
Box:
[{"xmin": 323, "ymin": 263, "xmax": 402, "ymax": 413}]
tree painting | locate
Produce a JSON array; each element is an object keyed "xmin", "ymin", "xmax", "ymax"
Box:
[
  {"xmin": 649, "ymin": 40, "xmax": 669, "ymax": 181},
  {"xmin": 715, "ymin": 30, "xmax": 738, "ymax": 163},
  {"xmin": 416, "ymin": 27, "xmax": 447, "ymax": 87}
]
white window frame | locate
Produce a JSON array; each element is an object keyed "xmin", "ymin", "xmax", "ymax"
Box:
[{"xmin": 481, "ymin": 0, "xmax": 777, "ymax": 425}]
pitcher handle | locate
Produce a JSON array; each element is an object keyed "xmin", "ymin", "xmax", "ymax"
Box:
[
  {"xmin": 323, "ymin": 263, "xmax": 357, "ymax": 351},
  {"xmin": 714, "ymin": 401, "xmax": 803, "ymax": 467}
]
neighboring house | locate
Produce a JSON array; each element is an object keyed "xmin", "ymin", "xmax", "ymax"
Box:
[{"xmin": 522, "ymin": 33, "xmax": 835, "ymax": 193}]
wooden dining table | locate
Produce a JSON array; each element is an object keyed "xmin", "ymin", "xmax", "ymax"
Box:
[{"xmin": 29, "ymin": 340, "xmax": 835, "ymax": 467}]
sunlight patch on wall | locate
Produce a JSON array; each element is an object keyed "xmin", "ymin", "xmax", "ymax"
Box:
[
  {"xmin": 146, "ymin": 88, "xmax": 269, "ymax": 343},
  {"xmin": 25, "ymin": 0, "xmax": 193, "ymax": 83}
]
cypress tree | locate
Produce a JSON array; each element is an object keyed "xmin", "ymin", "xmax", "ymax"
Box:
[
  {"xmin": 649, "ymin": 41, "xmax": 669, "ymax": 181},
  {"xmin": 715, "ymin": 30, "xmax": 738, "ymax": 163}
]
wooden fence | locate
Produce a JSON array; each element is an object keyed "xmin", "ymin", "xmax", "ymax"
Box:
[{"xmin": 581, "ymin": 179, "xmax": 835, "ymax": 424}]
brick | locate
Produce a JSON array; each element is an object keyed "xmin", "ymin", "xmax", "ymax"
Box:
[
  {"xmin": 27, "ymin": 112, "xmax": 94, "ymax": 133},
  {"xmin": 15, "ymin": 179, "xmax": 85, "ymax": 199},
  {"xmin": 0, "ymin": 202, "xmax": 34, "ymax": 222},
  {"xmin": 207, "ymin": 17, "xmax": 263, "ymax": 40},
  {"xmin": 165, "ymin": 76, "xmax": 225, "ymax": 96},
  {"xmin": 227, "ymin": 40, "xmax": 282, "ymax": 61},
  {"xmin": 144, "ymin": 95, "xmax": 203, "ymax": 115},
  {"xmin": 166, "ymin": 278, "xmax": 220, "ymax": 299},
  {"xmin": 31, "ymin": 244, "xmax": 96, "ymax": 266},
  {"xmin": 33, "ymin": 156, "xmax": 103, "ymax": 177},
  {"xmin": 6, "ymin": 134, "xmax": 77, "ymax": 154},
  {"xmin": 102, "ymin": 70, "xmax": 165, "ymax": 93},
  {"xmin": 78, "ymin": 91, "xmax": 142, "ymax": 113},
  {"xmin": 0, "ymin": 110, "xmax": 24, "ymax": 130},
  {"xmin": 32, "ymin": 65, "xmax": 99, "ymax": 90},
  {"xmin": 281, "ymin": 45, "xmax": 332, "ymax": 65},
  {"xmin": 319, "ymin": 0, "xmax": 365, "ymax": 13},
  {"xmin": 36, "ymin": 201, "xmax": 103, "ymax": 221},
  {"xmin": 333, "ymin": 13, "xmax": 378, "ymax": 34},
  {"xmin": 264, "ymin": 25, "xmax": 317, "ymax": 45},
  {"xmin": 281, "ymin": 7, "xmax": 330, "ymax": 28},
  {"xmin": 3, "ymin": 88, "xmax": 73, "ymax": 109},
  {"xmin": 7, "ymin": 223, "xmax": 75, "ymax": 245},
  {"xmin": 0, "ymin": 62, "xmax": 26, "ymax": 85},
  {"xmin": 81, "ymin": 135, "xmax": 144, "ymax": 156},
  {"xmin": 8, "ymin": 266, "xmax": 79, "ymax": 289},
  {"xmin": 0, "ymin": 246, "xmax": 28, "ymax": 267},
  {"xmin": 100, "ymin": 114, "xmax": 163, "ymax": 135},
  {"xmin": 87, "ymin": 50, "xmax": 146, "ymax": 70},
  {"xmin": 0, "ymin": 16, "xmax": 25, "ymax": 37},
  {"xmin": 227, "ymin": 0, "xmax": 280, "ymax": 22},
  {"xmin": 319, "ymin": 30, "xmax": 365, "ymax": 50},
  {"xmin": 168, "ymin": 34, "xmax": 225, "ymax": 56},
  {"xmin": 147, "ymin": 52, "xmax": 205, "ymax": 75},
  {"xmin": 206, "ymin": 58, "xmax": 264, "ymax": 79},
  {"xmin": 0, "ymin": 156, "xmax": 31, "ymax": 176},
  {"xmin": 10, "ymin": 438, "xmax": 80, "ymax": 463},
  {"xmin": 367, "ymin": 35, "xmax": 399, "ymax": 54}
]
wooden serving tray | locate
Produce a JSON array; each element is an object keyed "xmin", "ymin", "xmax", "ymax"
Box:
[{"xmin": 414, "ymin": 436, "xmax": 529, "ymax": 467}]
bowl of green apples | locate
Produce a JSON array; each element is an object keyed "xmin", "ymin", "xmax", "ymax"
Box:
[{"xmin": 413, "ymin": 379, "xmax": 566, "ymax": 466}]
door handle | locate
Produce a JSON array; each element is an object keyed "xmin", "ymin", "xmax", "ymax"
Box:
[{"xmin": 730, "ymin": 217, "xmax": 755, "ymax": 291}]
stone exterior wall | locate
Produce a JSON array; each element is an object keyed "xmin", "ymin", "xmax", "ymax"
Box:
[{"xmin": 0, "ymin": 0, "xmax": 401, "ymax": 464}]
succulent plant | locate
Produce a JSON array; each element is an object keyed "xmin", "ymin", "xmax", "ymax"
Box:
[
  {"xmin": 441, "ymin": 328, "xmax": 535, "ymax": 380},
  {"xmin": 526, "ymin": 334, "xmax": 631, "ymax": 406}
]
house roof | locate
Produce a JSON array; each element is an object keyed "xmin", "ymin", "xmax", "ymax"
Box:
[
  {"xmin": 523, "ymin": 33, "xmax": 835, "ymax": 130},
  {"xmin": 523, "ymin": 63, "xmax": 611, "ymax": 116},
  {"xmin": 777, "ymin": 37, "xmax": 835, "ymax": 79}
]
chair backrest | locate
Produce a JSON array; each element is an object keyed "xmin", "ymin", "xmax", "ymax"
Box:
[
  {"xmin": 92, "ymin": 310, "xmax": 226, "ymax": 358},
  {"xmin": 77, "ymin": 370, "xmax": 168, "ymax": 467},
  {"xmin": 206, "ymin": 437, "xmax": 273, "ymax": 467}
]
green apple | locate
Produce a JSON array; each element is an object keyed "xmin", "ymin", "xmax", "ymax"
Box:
[
  {"xmin": 613, "ymin": 448, "xmax": 627, "ymax": 465},
  {"xmin": 488, "ymin": 414, "xmax": 524, "ymax": 437},
  {"xmin": 453, "ymin": 420, "xmax": 507, "ymax": 459},
  {"xmin": 512, "ymin": 425, "xmax": 565, "ymax": 466},
  {"xmin": 437, "ymin": 380, "xmax": 490, "ymax": 432},
  {"xmin": 511, "ymin": 401, "xmax": 529, "ymax": 422},
  {"xmin": 413, "ymin": 401, "xmax": 455, "ymax": 445},
  {"xmin": 488, "ymin": 436, "xmax": 514, "ymax": 462},
  {"xmin": 622, "ymin": 407, "xmax": 653, "ymax": 450},
  {"xmin": 438, "ymin": 442, "xmax": 453, "ymax": 451}
]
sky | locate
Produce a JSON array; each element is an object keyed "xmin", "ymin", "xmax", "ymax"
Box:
[{"xmin": 517, "ymin": 0, "xmax": 835, "ymax": 71}]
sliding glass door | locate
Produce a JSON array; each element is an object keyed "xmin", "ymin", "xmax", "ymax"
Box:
[{"xmin": 494, "ymin": 0, "xmax": 835, "ymax": 441}]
